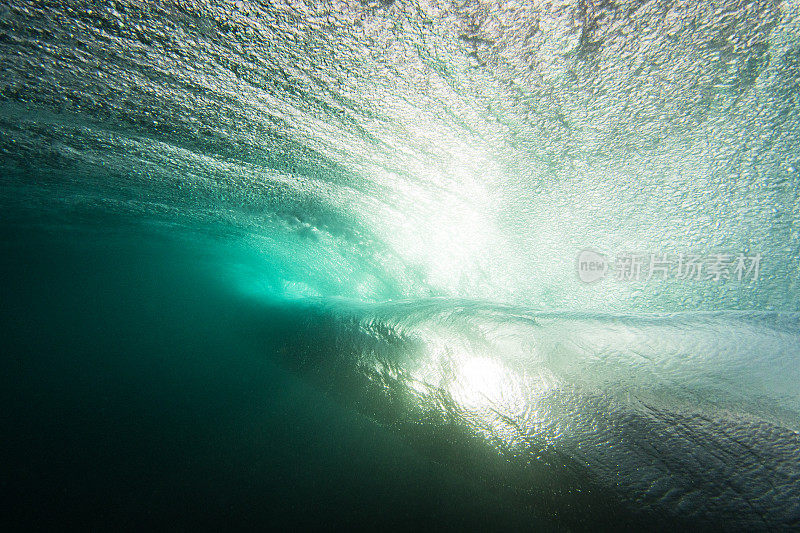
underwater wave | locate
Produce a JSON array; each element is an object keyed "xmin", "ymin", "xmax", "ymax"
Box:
[
  {"xmin": 2, "ymin": 0, "xmax": 800, "ymax": 529},
  {"xmin": 2, "ymin": 0, "xmax": 800, "ymax": 309}
]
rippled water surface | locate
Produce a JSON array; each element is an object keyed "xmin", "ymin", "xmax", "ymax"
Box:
[{"xmin": 2, "ymin": 0, "xmax": 800, "ymax": 530}]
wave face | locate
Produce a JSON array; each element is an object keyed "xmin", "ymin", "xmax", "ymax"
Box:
[
  {"xmin": 3, "ymin": 0, "xmax": 800, "ymax": 309},
  {"xmin": 2, "ymin": 0, "xmax": 800, "ymax": 529}
]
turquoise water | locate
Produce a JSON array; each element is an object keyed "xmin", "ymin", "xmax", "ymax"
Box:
[{"xmin": 2, "ymin": 0, "xmax": 800, "ymax": 529}]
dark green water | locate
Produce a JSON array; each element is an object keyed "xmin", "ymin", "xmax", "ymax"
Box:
[
  {"xmin": 2, "ymin": 0, "xmax": 800, "ymax": 530},
  {"xmin": 2, "ymin": 226, "xmax": 562, "ymax": 529}
]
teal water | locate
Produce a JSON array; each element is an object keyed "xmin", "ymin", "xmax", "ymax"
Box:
[{"xmin": 2, "ymin": 0, "xmax": 800, "ymax": 529}]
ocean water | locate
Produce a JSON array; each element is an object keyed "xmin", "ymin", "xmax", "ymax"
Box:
[{"xmin": 2, "ymin": 0, "xmax": 800, "ymax": 530}]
